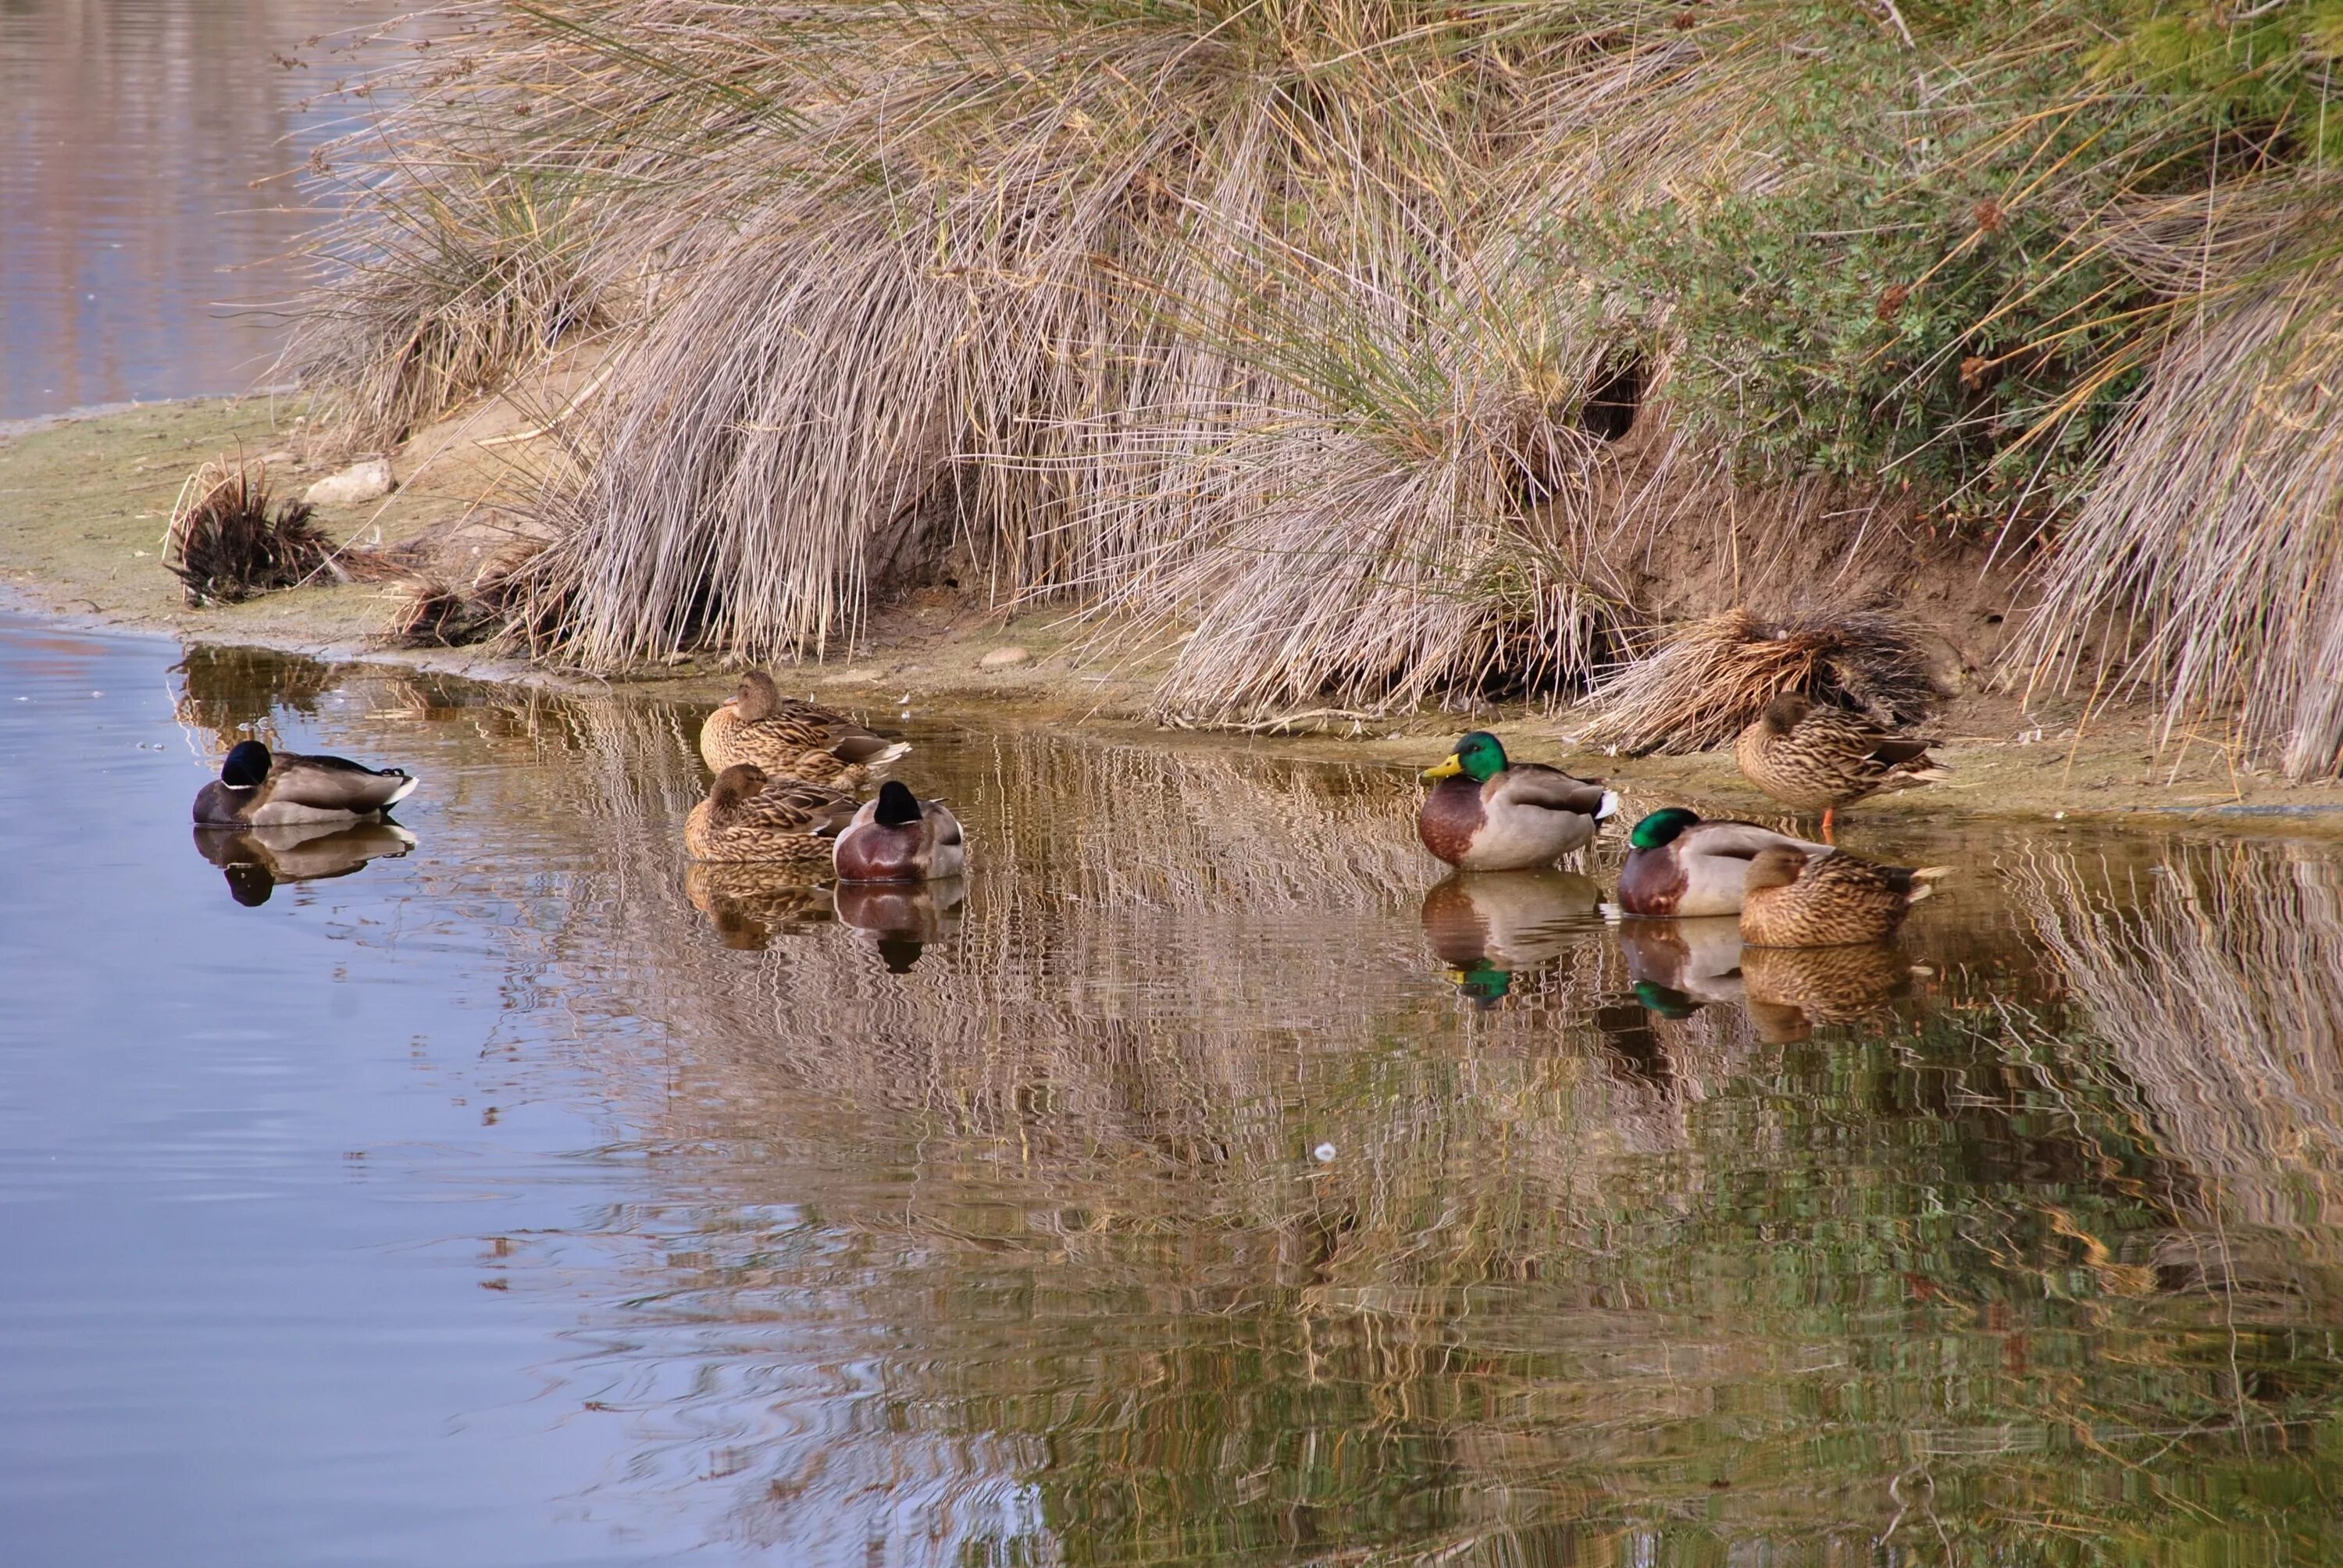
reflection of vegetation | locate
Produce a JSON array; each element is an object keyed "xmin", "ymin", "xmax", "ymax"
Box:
[
  {"xmin": 267, "ymin": 674, "xmax": 2343, "ymax": 1561},
  {"xmin": 171, "ymin": 643, "xmax": 337, "ymax": 749}
]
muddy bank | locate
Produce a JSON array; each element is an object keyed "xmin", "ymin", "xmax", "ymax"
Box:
[{"xmin": 6, "ymin": 396, "xmax": 2343, "ymax": 829}]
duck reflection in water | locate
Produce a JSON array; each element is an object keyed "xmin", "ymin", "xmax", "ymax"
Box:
[
  {"xmin": 1418, "ymin": 870, "xmax": 1601, "ymax": 1007},
  {"xmin": 1739, "ymin": 942, "xmax": 1913, "ymax": 1043},
  {"xmin": 191, "ymin": 821, "xmax": 417, "ymax": 907},
  {"xmin": 1614, "ymin": 916, "xmax": 1746, "ymax": 1017},
  {"xmin": 837, "ymin": 877, "xmax": 966, "ymax": 973},
  {"xmin": 684, "ymin": 863, "xmax": 836, "ymax": 951}
]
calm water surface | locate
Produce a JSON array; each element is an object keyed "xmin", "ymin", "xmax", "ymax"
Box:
[
  {"xmin": 0, "ymin": 0, "xmax": 425, "ymax": 419},
  {"xmin": 5, "ymin": 610, "xmax": 2343, "ymax": 1564}
]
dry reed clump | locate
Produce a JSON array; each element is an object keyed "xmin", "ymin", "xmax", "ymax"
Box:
[
  {"xmin": 1569, "ymin": 608, "xmax": 1940, "ymax": 755},
  {"xmin": 162, "ymin": 458, "xmax": 331, "ymax": 606},
  {"xmin": 2006, "ymin": 212, "xmax": 2343, "ymax": 780}
]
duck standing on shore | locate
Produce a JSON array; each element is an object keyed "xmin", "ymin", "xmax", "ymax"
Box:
[
  {"xmin": 1739, "ymin": 845, "xmax": 1948, "ymax": 946},
  {"xmin": 1734, "ymin": 692, "xmax": 1946, "ymax": 840},
  {"xmin": 834, "ymin": 781, "xmax": 965, "ymax": 883},
  {"xmin": 193, "ymin": 739, "xmax": 418, "ymax": 826},
  {"xmin": 685, "ymin": 763, "xmax": 859, "ymax": 866},
  {"xmin": 699, "ymin": 671, "xmax": 909, "ymax": 787},
  {"xmin": 1614, "ymin": 807, "xmax": 1829, "ymax": 918},
  {"xmin": 1418, "ymin": 731, "xmax": 1618, "ymax": 871}
]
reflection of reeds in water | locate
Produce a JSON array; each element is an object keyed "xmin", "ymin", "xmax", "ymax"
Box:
[{"xmin": 2006, "ymin": 839, "xmax": 2343, "ymax": 1244}]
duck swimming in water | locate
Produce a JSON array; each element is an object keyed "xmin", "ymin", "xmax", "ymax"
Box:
[
  {"xmin": 192, "ymin": 739, "xmax": 417, "ymax": 827},
  {"xmin": 685, "ymin": 763, "xmax": 859, "ymax": 867},
  {"xmin": 833, "ymin": 781, "xmax": 965, "ymax": 883},
  {"xmin": 1417, "ymin": 731, "xmax": 1618, "ymax": 871},
  {"xmin": 1613, "ymin": 807, "xmax": 1829, "ymax": 918},
  {"xmin": 1738, "ymin": 845, "xmax": 1949, "ymax": 947}
]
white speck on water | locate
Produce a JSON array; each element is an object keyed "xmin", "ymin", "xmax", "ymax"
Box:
[
  {"xmin": 1312, "ymin": 1142, "xmax": 1337, "ymax": 1164},
  {"xmin": 90, "ymin": 691, "xmax": 102, "ymax": 697}
]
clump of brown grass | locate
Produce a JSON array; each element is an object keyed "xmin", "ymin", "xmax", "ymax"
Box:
[
  {"xmin": 2005, "ymin": 224, "xmax": 2343, "ymax": 780},
  {"xmin": 1569, "ymin": 607, "xmax": 1940, "ymax": 755},
  {"xmin": 162, "ymin": 458, "xmax": 330, "ymax": 606}
]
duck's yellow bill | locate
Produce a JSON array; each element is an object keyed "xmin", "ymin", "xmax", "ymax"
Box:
[{"xmin": 1421, "ymin": 754, "xmax": 1464, "ymax": 782}]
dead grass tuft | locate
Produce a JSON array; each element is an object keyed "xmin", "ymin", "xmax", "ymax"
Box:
[
  {"xmin": 1570, "ymin": 608, "xmax": 1940, "ymax": 755},
  {"xmin": 162, "ymin": 458, "xmax": 331, "ymax": 606}
]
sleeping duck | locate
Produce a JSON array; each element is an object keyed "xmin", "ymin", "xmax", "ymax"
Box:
[
  {"xmin": 699, "ymin": 671, "xmax": 909, "ymax": 787},
  {"xmin": 193, "ymin": 739, "xmax": 417, "ymax": 827},
  {"xmin": 685, "ymin": 763, "xmax": 860, "ymax": 867},
  {"xmin": 833, "ymin": 781, "xmax": 965, "ymax": 883},
  {"xmin": 1739, "ymin": 845, "xmax": 1949, "ymax": 947},
  {"xmin": 1417, "ymin": 731, "xmax": 1618, "ymax": 871},
  {"xmin": 1614, "ymin": 807, "xmax": 1828, "ymax": 918},
  {"xmin": 1734, "ymin": 692, "xmax": 1947, "ymax": 839}
]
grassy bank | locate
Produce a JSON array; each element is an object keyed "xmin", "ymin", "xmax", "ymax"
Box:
[
  {"xmin": 286, "ymin": 0, "xmax": 2343, "ymax": 775},
  {"xmin": 14, "ymin": 397, "xmax": 2343, "ymax": 825}
]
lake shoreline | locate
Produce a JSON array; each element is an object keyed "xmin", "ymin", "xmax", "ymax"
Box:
[{"xmin": 9, "ymin": 394, "xmax": 2343, "ymax": 832}]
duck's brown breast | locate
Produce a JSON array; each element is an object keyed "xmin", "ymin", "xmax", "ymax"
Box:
[
  {"xmin": 1416, "ymin": 779, "xmax": 1486, "ymax": 866},
  {"xmin": 1616, "ymin": 846, "xmax": 1686, "ymax": 916}
]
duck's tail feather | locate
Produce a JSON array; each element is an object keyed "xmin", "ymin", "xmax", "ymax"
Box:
[{"xmin": 1595, "ymin": 789, "xmax": 1622, "ymax": 821}]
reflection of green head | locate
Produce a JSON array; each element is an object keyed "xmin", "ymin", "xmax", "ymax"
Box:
[
  {"xmin": 1628, "ymin": 806, "xmax": 1702, "ymax": 851},
  {"xmin": 1447, "ymin": 960, "xmax": 1513, "ymax": 1007},
  {"xmin": 1633, "ymin": 980, "xmax": 1698, "ymax": 1019}
]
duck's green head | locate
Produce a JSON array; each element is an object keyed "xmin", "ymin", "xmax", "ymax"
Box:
[
  {"xmin": 1446, "ymin": 960, "xmax": 1512, "ymax": 1007},
  {"xmin": 220, "ymin": 740, "xmax": 272, "ymax": 789},
  {"xmin": 1423, "ymin": 731, "xmax": 1508, "ymax": 784},
  {"xmin": 1628, "ymin": 806, "xmax": 1702, "ymax": 850}
]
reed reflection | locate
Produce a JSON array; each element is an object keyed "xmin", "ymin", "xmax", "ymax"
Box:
[{"xmin": 147, "ymin": 642, "xmax": 2343, "ymax": 1562}]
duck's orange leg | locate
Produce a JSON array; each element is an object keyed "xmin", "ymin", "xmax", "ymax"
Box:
[{"xmin": 1821, "ymin": 806, "xmax": 1838, "ymax": 845}]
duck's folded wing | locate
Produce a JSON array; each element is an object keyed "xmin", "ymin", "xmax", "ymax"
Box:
[
  {"xmin": 1493, "ymin": 767, "xmax": 1612, "ymax": 818},
  {"xmin": 273, "ymin": 753, "xmax": 417, "ymax": 811},
  {"xmin": 744, "ymin": 782, "xmax": 860, "ymax": 836},
  {"xmin": 1688, "ymin": 821, "xmax": 1831, "ymax": 860}
]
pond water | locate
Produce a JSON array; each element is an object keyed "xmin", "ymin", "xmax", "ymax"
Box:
[
  {"xmin": 5, "ymin": 609, "xmax": 2343, "ymax": 1565},
  {"xmin": 0, "ymin": 0, "xmax": 426, "ymax": 419}
]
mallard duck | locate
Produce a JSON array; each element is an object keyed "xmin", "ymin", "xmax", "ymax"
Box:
[
  {"xmin": 192, "ymin": 821, "xmax": 417, "ymax": 906},
  {"xmin": 1418, "ymin": 731, "xmax": 1619, "ymax": 871},
  {"xmin": 1614, "ymin": 807, "xmax": 1829, "ymax": 918},
  {"xmin": 836, "ymin": 876, "xmax": 966, "ymax": 971},
  {"xmin": 1734, "ymin": 692, "xmax": 1947, "ymax": 838},
  {"xmin": 699, "ymin": 671, "xmax": 909, "ymax": 787},
  {"xmin": 193, "ymin": 739, "xmax": 417, "ymax": 827},
  {"xmin": 1739, "ymin": 846, "xmax": 1949, "ymax": 946},
  {"xmin": 1419, "ymin": 870, "xmax": 1601, "ymax": 1005},
  {"xmin": 833, "ymin": 781, "xmax": 965, "ymax": 883},
  {"xmin": 685, "ymin": 763, "xmax": 859, "ymax": 866}
]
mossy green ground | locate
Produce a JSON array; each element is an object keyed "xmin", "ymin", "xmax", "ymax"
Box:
[{"xmin": 7, "ymin": 397, "xmax": 2343, "ymax": 829}]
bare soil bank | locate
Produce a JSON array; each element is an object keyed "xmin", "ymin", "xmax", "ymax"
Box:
[{"xmin": 7, "ymin": 397, "xmax": 2341, "ymax": 831}]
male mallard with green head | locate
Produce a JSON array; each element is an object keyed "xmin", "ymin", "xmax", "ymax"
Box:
[
  {"xmin": 685, "ymin": 763, "xmax": 859, "ymax": 866},
  {"xmin": 1614, "ymin": 807, "xmax": 1828, "ymax": 918},
  {"xmin": 1734, "ymin": 691, "xmax": 1947, "ymax": 839},
  {"xmin": 193, "ymin": 739, "xmax": 418, "ymax": 827},
  {"xmin": 1739, "ymin": 845, "xmax": 1949, "ymax": 946},
  {"xmin": 833, "ymin": 780, "xmax": 965, "ymax": 883},
  {"xmin": 1418, "ymin": 732, "xmax": 1618, "ymax": 871},
  {"xmin": 699, "ymin": 671, "xmax": 909, "ymax": 787}
]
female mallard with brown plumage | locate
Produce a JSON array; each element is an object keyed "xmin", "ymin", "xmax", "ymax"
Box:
[
  {"xmin": 833, "ymin": 781, "xmax": 965, "ymax": 883},
  {"xmin": 1739, "ymin": 846, "xmax": 1949, "ymax": 946},
  {"xmin": 1734, "ymin": 692, "xmax": 1947, "ymax": 839},
  {"xmin": 685, "ymin": 763, "xmax": 859, "ymax": 866},
  {"xmin": 193, "ymin": 739, "xmax": 418, "ymax": 826},
  {"xmin": 1614, "ymin": 807, "xmax": 1829, "ymax": 918},
  {"xmin": 698, "ymin": 671, "xmax": 909, "ymax": 787},
  {"xmin": 1417, "ymin": 732, "xmax": 1618, "ymax": 871}
]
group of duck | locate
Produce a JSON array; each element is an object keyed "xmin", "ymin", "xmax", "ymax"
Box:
[
  {"xmin": 1416, "ymin": 691, "xmax": 1951, "ymax": 948},
  {"xmin": 190, "ymin": 667, "xmax": 1939, "ymax": 947},
  {"xmin": 192, "ymin": 670, "xmax": 964, "ymax": 886}
]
